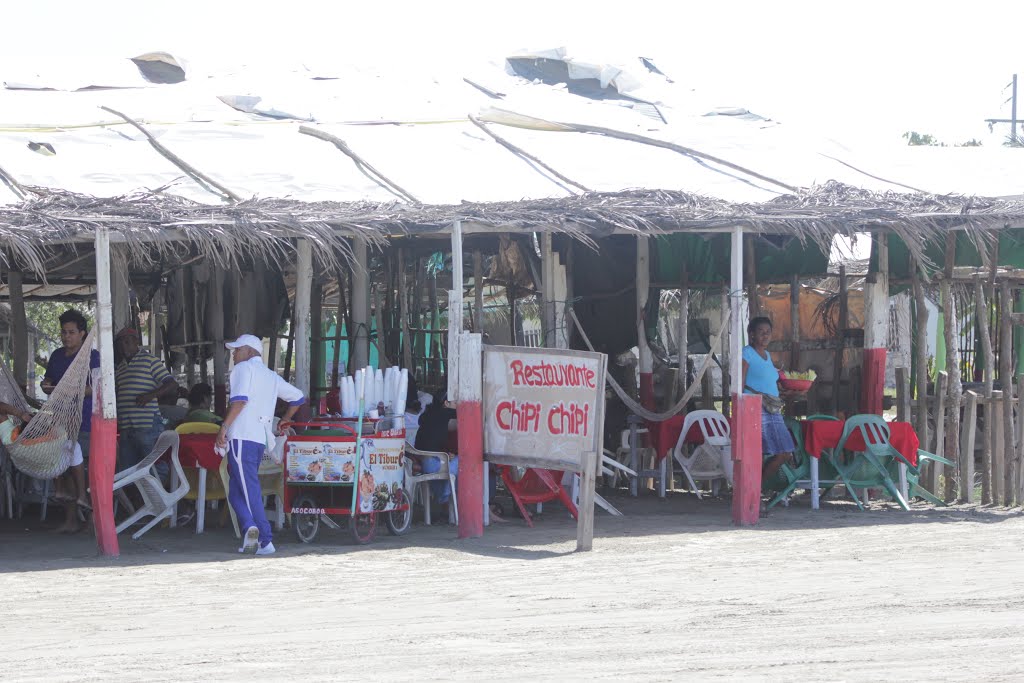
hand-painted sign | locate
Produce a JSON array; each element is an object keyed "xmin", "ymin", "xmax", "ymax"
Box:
[{"xmin": 482, "ymin": 346, "xmax": 607, "ymax": 471}]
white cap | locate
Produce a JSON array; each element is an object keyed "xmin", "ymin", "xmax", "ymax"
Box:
[{"xmin": 225, "ymin": 334, "xmax": 262, "ymax": 353}]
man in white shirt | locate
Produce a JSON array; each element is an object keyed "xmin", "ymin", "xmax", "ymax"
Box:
[{"xmin": 217, "ymin": 334, "xmax": 305, "ymax": 555}]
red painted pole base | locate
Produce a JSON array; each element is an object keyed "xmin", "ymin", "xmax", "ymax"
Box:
[
  {"xmin": 456, "ymin": 401, "xmax": 483, "ymax": 539},
  {"xmin": 639, "ymin": 371, "xmax": 655, "ymax": 411},
  {"xmin": 731, "ymin": 393, "xmax": 762, "ymax": 526},
  {"xmin": 860, "ymin": 348, "xmax": 887, "ymax": 416},
  {"xmin": 90, "ymin": 414, "xmax": 119, "ymax": 557}
]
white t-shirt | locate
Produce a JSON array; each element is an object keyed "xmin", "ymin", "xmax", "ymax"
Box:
[{"xmin": 226, "ymin": 356, "xmax": 305, "ymax": 444}]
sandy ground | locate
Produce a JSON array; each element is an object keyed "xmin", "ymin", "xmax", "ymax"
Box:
[{"xmin": 1, "ymin": 491, "xmax": 1023, "ymax": 682}]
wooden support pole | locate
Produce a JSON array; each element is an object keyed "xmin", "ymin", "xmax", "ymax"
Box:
[
  {"xmin": 399, "ymin": 249, "xmax": 412, "ymax": 370},
  {"xmin": 635, "ymin": 235, "xmax": 654, "ymax": 410},
  {"xmin": 992, "ymin": 390, "xmax": 1005, "ymax": 505},
  {"xmin": 912, "ymin": 261, "xmax": 929, "ymax": 451},
  {"xmin": 149, "ymin": 287, "xmax": 163, "ymax": 363},
  {"xmin": 895, "ymin": 367, "xmax": 910, "ymax": 423},
  {"xmin": 350, "ymin": 237, "xmax": 370, "ymax": 372},
  {"xmin": 91, "ymin": 227, "xmax": 119, "ymax": 557},
  {"xmin": 831, "ymin": 265, "xmax": 848, "ymax": 414},
  {"xmin": 331, "ymin": 270, "xmax": 345, "ymax": 384},
  {"xmin": 675, "ymin": 266, "xmax": 689, "ymax": 404},
  {"xmin": 999, "ymin": 281, "xmax": 1016, "ymax": 506},
  {"xmin": 721, "ymin": 286, "xmax": 731, "ymax": 418},
  {"xmin": 473, "ymin": 250, "xmax": 484, "ymax": 334},
  {"xmin": 942, "ymin": 234, "xmax": 962, "ymax": 502},
  {"xmin": 961, "ymin": 391, "xmax": 979, "ymax": 503},
  {"xmin": 294, "ymin": 240, "xmax": 313, "ymax": 398},
  {"xmin": 1017, "ymin": 374, "xmax": 1024, "ymax": 504},
  {"xmin": 729, "ymin": 226, "xmax": 760, "ymax": 524},
  {"xmin": 745, "ymin": 235, "xmax": 758, "ymax": 318},
  {"xmin": 789, "ymin": 273, "xmax": 800, "ymax": 370},
  {"xmin": 210, "ymin": 269, "xmax": 227, "ymax": 415},
  {"xmin": 977, "ymin": 281, "xmax": 994, "ymax": 504},
  {"xmin": 8, "ymin": 270, "xmax": 27, "ymax": 392},
  {"xmin": 928, "ymin": 372, "xmax": 947, "ymax": 494},
  {"xmin": 448, "ymin": 221, "xmax": 464, "ymax": 402},
  {"xmin": 310, "ymin": 275, "xmax": 324, "ymax": 404}
]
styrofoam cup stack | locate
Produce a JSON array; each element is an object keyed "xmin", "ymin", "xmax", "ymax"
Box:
[
  {"xmin": 384, "ymin": 367, "xmax": 399, "ymax": 414},
  {"xmin": 342, "ymin": 376, "xmax": 356, "ymax": 417},
  {"xmin": 374, "ymin": 369, "xmax": 384, "ymax": 411},
  {"xmin": 363, "ymin": 365, "xmax": 375, "ymax": 409},
  {"xmin": 355, "ymin": 369, "xmax": 366, "ymax": 416},
  {"xmin": 396, "ymin": 369, "xmax": 408, "ymax": 416}
]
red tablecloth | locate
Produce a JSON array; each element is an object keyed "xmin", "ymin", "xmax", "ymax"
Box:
[
  {"xmin": 802, "ymin": 420, "xmax": 919, "ymax": 466},
  {"xmin": 177, "ymin": 433, "xmax": 222, "ymax": 470},
  {"xmin": 644, "ymin": 415, "xmax": 704, "ymax": 460}
]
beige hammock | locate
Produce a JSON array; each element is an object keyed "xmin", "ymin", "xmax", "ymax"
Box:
[{"xmin": 1, "ymin": 328, "xmax": 96, "ymax": 479}]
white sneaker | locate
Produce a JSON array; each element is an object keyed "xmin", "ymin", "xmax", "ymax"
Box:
[
  {"xmin": 255, "ymin": 541, "xmax": 276, "ymax": 556},
  {"xmin": 242, "ymin": 526, "xmax": 259, "ymax": 554}
]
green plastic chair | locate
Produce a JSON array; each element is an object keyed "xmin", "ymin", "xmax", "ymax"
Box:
[
  {"xmin": 829, "ymin": 414, "xmax": 910, "ymax": 511},
  {"xmin": 764, "ymin": 415, "xmax": 837, "ymax": 509},
  {"xmin": 885, "ymin": 448, "xmax": 955, "ymax": 506}
]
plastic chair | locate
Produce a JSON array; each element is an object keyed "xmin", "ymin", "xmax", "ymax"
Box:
[
  {"xmin": 672, "ymin": 410, "xmax": 732, "ymax": 499},
  {"xmin": 886, "ymin": 448, "xmax": 955, "ymax": 506},
  {"xmin": 615, "ymin": 427, "xmax": 656, "ymax": 490},
  {"xmin": 830, "ymin": 414, "xmax": 910, "ymax": 511},
  {"xmin": 404, "ymin": 443, "xmax": 458, "ymax": 525},
  {"xmin": 174, "ymin": 422, "xmax": 227, "ymax": 533},
  {"xmin": 764, "ymin": 415, "xmax": 838, "ymax": 509},
  {"xmin": 112, "ymin": 430, "xmax": 189, "ymax": 540}
]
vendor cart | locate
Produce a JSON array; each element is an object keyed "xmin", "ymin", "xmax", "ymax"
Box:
[{"xmin": 284, "ymin": 419, "xmax": 412, "ymax": 544}]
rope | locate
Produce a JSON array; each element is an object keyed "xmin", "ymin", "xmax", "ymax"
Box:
[{"xmin": 569, "ymin": 308, "xmax": 732, "ymax": 423}]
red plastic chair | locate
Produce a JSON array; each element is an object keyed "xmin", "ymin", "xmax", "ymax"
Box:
[{"xmin": 497, "ymin": 465, "xmax": 578, "ymax": 527}]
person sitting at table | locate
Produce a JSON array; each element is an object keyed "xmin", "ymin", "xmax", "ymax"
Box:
[
  {"xmin": 742, "ymin": 316, "xmax": 803, "ymax": 503},
  {"xmin": 413, "ymin": 388, "xmax": 459, "ymax": 517},
  {"xmin": 183, "ymin": 383, "xmax": 223, "ymax": 426}
]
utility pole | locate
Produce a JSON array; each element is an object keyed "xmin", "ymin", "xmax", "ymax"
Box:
[{"xmin": 984, "ymin": 74, "xmax": 1019, "ymax": 144}]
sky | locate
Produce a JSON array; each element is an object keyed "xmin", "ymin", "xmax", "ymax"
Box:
[{"xmin": 3, "ymin": 0, "xmax": 1023, "ymax": 147}]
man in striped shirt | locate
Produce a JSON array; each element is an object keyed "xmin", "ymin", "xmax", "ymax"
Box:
[{"xmin": 115, "ymin": 328, "xmax": 178, "ymax": 471}]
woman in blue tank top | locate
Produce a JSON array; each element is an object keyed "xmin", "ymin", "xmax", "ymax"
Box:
[{"xmin": 742, "ymin": 316, "xmax": 800, "ymax": 494}]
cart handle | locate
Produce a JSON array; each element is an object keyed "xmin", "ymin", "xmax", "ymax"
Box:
[{"xmin": 284, "ymin": 421, "xmax": 359, "ymax": 437}]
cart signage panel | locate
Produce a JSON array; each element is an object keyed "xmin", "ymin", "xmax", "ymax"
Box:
[
  {"xmin": 355, "ymin": 437, "xmax": 406, "ymax": 513},
  {"xmin": 287, "ymin": 441, "xmax": 357, "ymax": 484},
  {"xmin": 483, "ymin": 346, "xmax": 607, "ymax": 471}
]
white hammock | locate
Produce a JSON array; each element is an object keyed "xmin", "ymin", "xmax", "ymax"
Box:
[{"xmin": 2, "ymin": 328, "xmax": 96, "ymax": 479}]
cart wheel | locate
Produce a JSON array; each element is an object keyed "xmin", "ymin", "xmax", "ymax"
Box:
[
  {"xmin": 349, "ymin": 511, "xmax": 378, "ymax": 545},
  {"xmin": 292, "ymin": 495, "xmax": 320, "ymax": 544},
  {"xmin": 385, "ymin": 489, "xmax": 412, "ymax": 536}
]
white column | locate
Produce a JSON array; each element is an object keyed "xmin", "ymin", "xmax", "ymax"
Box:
[
  {"xmin": 294, "ymin": 240, "xmax": 313, "ymax": 397},
  {"xmin": 95, "ymin": 227, "xmax": 117, "ymax": 419},
  {"xmin": 448, "ymin": 220, "xmax": 464, "ymax": 401},
  {"xmin": 730, "ymin": 227, "xmax": 744, "ymax": 402},
  {"xmin": 636, "ymin": 236, "xmax": 653, "ymax": 408},
  {"xmin": 351, "ymin": 237, "xmax": 370, "ymax": 371}
]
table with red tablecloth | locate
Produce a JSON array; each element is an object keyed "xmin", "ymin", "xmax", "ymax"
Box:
[
  {"xmin": 801, "ymin": 420, "xmax": 920, "ymax": 466},
  {"xmin": 177, "ymin": 433, "xmax": 222, "ymax": 470},
  {"xmin": 643, "ymin": 415, "xmax": 704, "ymax": 460}
]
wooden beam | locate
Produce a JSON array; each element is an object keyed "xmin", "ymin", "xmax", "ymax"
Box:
[
  {"xmin": 977, "ymin": 281, "xmax": 994, "ymax": 504},
  {"xmin": 943, "ymin": 233, "xmax": 962, "ymax": 502},
  {"xmin": 928, "ymin": 371, "xmax": 947, "ymax": 494},
  {"xmin": 961, "ymin": 391, "xmax": 979, "ymax": 503},
  {"xmin": 1000, "ymin": 281, "xmax": 1016, "ymax": 506},
  {"xmin": 350, "ymin": 237, "xmax": 370, "ymax": 371},
  {"xmin": 448, "ymin": 220, "xmax": 464, "ymax": 402},
  {"xmin": 895, "ymin": 367, "xmax": 910, "ymax": 423},
  {"xmin": 993, "ymin": 390, "xmax": 1005, "ymax": 505},
  {"xmin": 831, "ymin": 265, "xmax": 848, "ymax": 414},
  {"xmin": 294, "ymin": 239, "xmax": 313, "ymax": 398},
  {"xmin": 473, "ymin": 250, "xmax": 484, "ymax": 334},
  {"xmin": 398, "ymin": 248, "xmax": 412, "ymax": 370},
  {"xmin": 8, "ymin": 271, "xmax": 27, "ymax": 392},
  {"xmin": 912, "ymin": 260, "xmax": 929, "ymax": 454}
]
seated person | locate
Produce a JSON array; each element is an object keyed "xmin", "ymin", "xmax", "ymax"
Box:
[
  {"xmin": 159, "ymin": 387, "xmax": 189, "ymax": 429},
  {"xmin": 413, "ymin": 389, "xmax": 458, "ymax": 510},
  {"xmin": 183, "ymin": 383, "xmax": 222, "ymax": 425}
]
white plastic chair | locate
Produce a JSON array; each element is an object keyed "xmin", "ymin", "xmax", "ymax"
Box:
[
  {"xmin": 112, "ymin": 430, "xmax": 189, "ymax": 539},
  {"xmin": 404, "ymin": 444, "xmax": 457, "ymax": 525},
  {"xmin": 672, "ymin": 410, "xmax": 733, "ymax": 499},
  {"xmin": 614, "ymin": 427, "xmax": 657, "ymax": 491}
]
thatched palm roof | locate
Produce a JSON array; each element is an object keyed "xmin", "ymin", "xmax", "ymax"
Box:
[{"xmin": 0, "ymin": 180, "xmax": 1022, "ymax": 278}]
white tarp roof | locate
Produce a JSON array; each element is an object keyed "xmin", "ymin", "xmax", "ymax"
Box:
[{"xmin": 2, "ymin": 46, "xmax": 1024, "ymax": 207}]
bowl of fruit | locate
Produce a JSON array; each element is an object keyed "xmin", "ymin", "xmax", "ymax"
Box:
[{"xmin": 779, "ymin": 369, "xmax": 816, "ymax": 393}]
